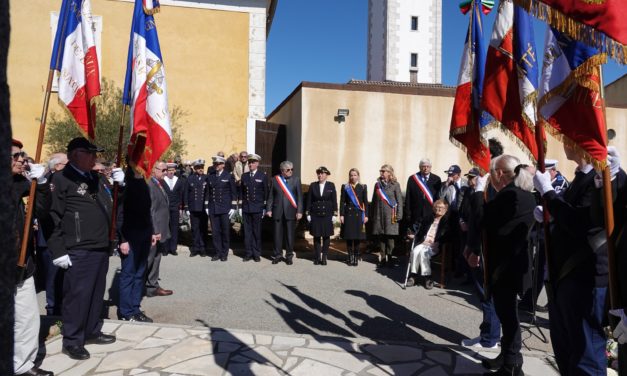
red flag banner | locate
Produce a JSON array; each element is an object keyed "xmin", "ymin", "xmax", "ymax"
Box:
[{"xmin": 514, "ymin": 0, "xmax": 627, "ymax": 64}]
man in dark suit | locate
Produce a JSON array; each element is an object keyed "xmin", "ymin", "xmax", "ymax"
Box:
[
  {"xmin": 163, "ymin": 162, "xmax": 185, "ymax": 255},
  {"xmin": 184, "ymin": 160, "xmax": 208, "ymax": 256},
  {"xmin": 405, "ymin": 158, "xmax": 442, "ymax": 232},
  {"xmin": 146, "ymin": 161, "xmax": 173, "ymax": 297},
  {"xmin": 266, "ymin": 160, "xmax": 303, "ymax": 265},
  {"xmin": 206, "ymin": 156, "xmax": 237, "ymax": 261},
  {"xmin": 239, "ymin": 153, "xmax": 267, "ymax": 262}
]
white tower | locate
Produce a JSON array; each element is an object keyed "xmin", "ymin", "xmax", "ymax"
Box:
[{"xmin": 368, "ymin": 0, "xmax": 442, "ymax": 84}]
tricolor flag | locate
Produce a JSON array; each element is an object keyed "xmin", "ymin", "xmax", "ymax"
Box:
[
  {"xmin": 513, "ymin": 0, "xmax": 627, "ymax": 64},
  {"xmin": 50, "ymin": 0, "xmax": 100, "ymax": 140},
  {"xmin": 123, "ymin": 0, "xmax": 172, "ymax": 176},
  {"xmin": 538, "ymin": 28, "xmax": 608, "ymax": 168},
  {"xmin": 482, "ymin": 0, "xmax": 540, "ymax": 162},
  {"xmin": 450, "ymin": 0, "xmax": 493, "ymax": 174}
]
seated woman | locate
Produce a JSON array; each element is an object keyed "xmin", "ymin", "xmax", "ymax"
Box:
[{"xmin": 406, "ymin": 199, "xmax": 450, "ymax": 289}]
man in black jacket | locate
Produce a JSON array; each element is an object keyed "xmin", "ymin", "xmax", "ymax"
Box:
[
  {"xmin": 48, "ymin": 138, "xmax": 124, "ymax": 360},
  {"xmin": 404, "ymin": 158, "xmax": 441, "ymax": 233},
  {"xmin": 162, "ymin": 162, "xmax": 185, "ymax": 255},
  {"xmin": 533, "ymin": 143, "xmax": 609, "ymax": 375}
]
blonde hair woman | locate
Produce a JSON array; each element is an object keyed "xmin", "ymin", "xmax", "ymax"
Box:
[
  {"xmin": 339, "ymin": 168, "xmax": 369, "ymax": 266},
  {"xmin": 371, "ymin": 164, "xmax": 403, "ymax": 266}
]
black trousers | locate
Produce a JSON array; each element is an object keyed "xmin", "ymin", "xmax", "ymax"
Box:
[
  {"xmin": 190, "ymin": 210, "xmax": 208, "ymax": 254},
  {"xmin": 492, "ymin": 283, "xmax": 523, "ymax": 366},
  {"xmin": 313, "ymin": 236, "xmax": 330, "ymax": 260},
  {"xmin": 210, "ymin": 213, "xmax": 230, "ymax": 258},
  {"xmin": 273, "ymin": 216, "xmax": 295, "ymax": 259},
  {"xmin": 243, "ymin": 212, "xmax": 263, "ymax": 258},
  {"xmin": 62, "ymin": 249, "xmax": 108, "ymax": 347},
  {"xmin": 167, "ymin": 209, "xmax": 180, "ymax": 253}
]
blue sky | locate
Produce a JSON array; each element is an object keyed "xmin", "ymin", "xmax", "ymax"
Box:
[{"xmin": 266, "ymin": 0, "xmax": 626, "ymax": 114}]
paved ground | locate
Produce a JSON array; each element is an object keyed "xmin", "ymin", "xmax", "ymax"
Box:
[{"xmin": 37, "ymin": 236, "xmax": 559, "ymax": 375}]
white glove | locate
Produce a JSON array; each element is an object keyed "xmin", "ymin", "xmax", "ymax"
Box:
[
  {"xmin": 475, "ymin": 174, "xmax": 489, "ymax": 192},
  {"xmin": 533, "ymin": 205, "xmax": 544, "ymax": 223},
  {"xmin": 185, "ymin": 210, "xmax": 190, "ymax": 217},
  {"xmin": 52, "ymin": 255, "xmax": 72, "ymax": 269},
  {"xmin": 608, "ymin": 146, "xmax": 620, "ymax": 179},
  {"xmin": 238, "ymin": 208, "xmax": 242, "ymax": 217},
  {"xmin": 307, "ymin": 215, "xmax": 311, "ymax": 222},
  {"xmin": 112, "ymin": 168, "xmax": 125, "ymax": 184},
  {"xmin": 533, "ymin": 171, "xmax": 554, "ymax": 195},
  {"xmin": 27, "ymin": 163, "xmax": 46, "ymax": 183},
  {"xmin": 332, "ymin": 216, "xmax": 337, "ymax": 224},
  {"xmin": 610, "ymin": 309, "xmax": 627, "ymax": 344},
  {"xmin": 228, "ymin": 209, "xmax": 235, "ymax": 218},
  {"xmin": 205, "ymin": 209, "xmax": 209, "ymax": 215}
]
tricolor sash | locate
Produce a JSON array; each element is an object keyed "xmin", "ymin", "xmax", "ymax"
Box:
[
  {"xmin": 376, "ymin": 181, "xmax": 397, "ymax": 223},
  {"xmin": 412, "ymin": 174, "xmax": 434, "ymax": 206},
  {"xmin": 275, "ymin": 175, "xmax": 297, "ymax": 209},
  {"xmin": 345, "ymin": 184, "xmax": 365, "ymax": 223}
]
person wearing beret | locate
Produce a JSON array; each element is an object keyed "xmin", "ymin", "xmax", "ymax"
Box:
[
  {"xmin": 371, "ymin": 164, "xmax": 403, "ymax": 266},
  {"xmin": 306, "ymin": 166, "xmax": 338, "ymax": 265},
  {"xmin": 339, "ymin": 168, "xmax": 368, "ymax": 266}
]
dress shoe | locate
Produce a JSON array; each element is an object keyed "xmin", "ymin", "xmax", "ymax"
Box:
[
  {"xmin": 424, "ymin": 277, "xmax": 434, "ymax": 290},
  {"xmin": 170, "ymin": 250, "xmax": 178, "ymax": 256},
  {"xmin": 285, "ymin": 258, "xmax": 293, "ymax": 265},
  {"xmin": 483, "ymin": 364, "xmax": 524, "ymax": 376},
  {"xmin": 17, "ymin": 366, "xmax": 54, "ymax": 376},
  {"xmin": 406, "ymin": 277, "xmax": 416, "ymax": 287},
  {"xmin": 62, "ymin": 345, "xmax": 90, "ymax": 360},
  {"xmin": 243, "ymin": 256, "xmax": 251, "ymax": 262},
  {"xmin": 321, "ymin": 256, "xmax": 327, "ymax": 265},
  {"xmin": 272, "ymin": 258, "xmax": 280, "ymax": 264},
  {"xmin": 85, "ymin": 333, "xmax": 116, "ymax": 345},
  {"xmin": 211, "ymin": 255, "xmax": 220, "ymax": 261},
  {"xmin": 220, "ymin": 257, "xmax": 228, "ymax": 262},
  {"xmin": 200, "ymin": 252, "xmax": 208, "ymax": 257},
  {"xmin": 254, "ymin": 256, "xmax": 261, "ymax": 262},
  {"xmin": 135, "ymin": 312, "xmax": 154, "ymax": 323},
  {"xmin": 313, "ymin": 259, "xmax": 320, "ymax": 265},
  {"xmin": 482, "ymin": 354, "xmax": 504, "ymax": 370},
  {"xmin": 149, "ymin": 287, "xmax": 173, "ymax": 297}
]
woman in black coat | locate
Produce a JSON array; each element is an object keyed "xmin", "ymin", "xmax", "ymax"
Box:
[
  {"xmin": 339, "ymin": 168, "xmax": 369, "ymax": 266},
  {"xmin": 306, "ymin": 166, "xmax": 338, "ymax": 265}
]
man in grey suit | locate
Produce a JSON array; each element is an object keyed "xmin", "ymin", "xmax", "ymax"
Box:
[
  {"xmin": 146, "ymin": 161, "xmax": 173, "ymax": 297},
  {"xmin": 266, "ymin": 161, "xmax": 303, "ymax": 265}
]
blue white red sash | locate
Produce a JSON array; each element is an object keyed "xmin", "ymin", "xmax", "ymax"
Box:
[
  {"xmin": 376, "ymin": 181, "xmax": 398, "ymax": 223},
  {"xmin": 412, "ymin": 174, "xmax": 434, "ymax": 206},
  {"xmin": 275, "ymin": 175, "xmax": 297, "ymax": 208},
  {"xmin": 345, "ymin": 184, "xmax": 365, "ymax": 223}
]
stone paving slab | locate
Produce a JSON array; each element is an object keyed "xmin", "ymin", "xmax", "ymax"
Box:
[{"xmin": 40, "ymin": 320, "xmax": 560, "ymax": 376}]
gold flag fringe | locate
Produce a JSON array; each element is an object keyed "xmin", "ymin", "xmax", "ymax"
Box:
[
  {"xmin": 494, "ymin": 120, "xmax": 538, "ymax": 163},
  {"xmin": 448, "ymin": 135, "xmax": 489, "ymax": 175},
  {"xmin": 541, "ymin": 118, "xmax": 608, "ymax": 170},
  {"xmin": 514, "ymin": 0, "xmax": 626, "ymax": 64}
]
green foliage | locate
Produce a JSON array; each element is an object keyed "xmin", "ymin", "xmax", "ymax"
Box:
[{"xmin": 46, "ymin": 78, "xmax": 188, "ymax": 163}]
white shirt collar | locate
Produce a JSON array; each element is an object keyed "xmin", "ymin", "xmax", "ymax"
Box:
[{"xmin": 577, "ymin": 164, "xmax": 594, "ymax": 174}]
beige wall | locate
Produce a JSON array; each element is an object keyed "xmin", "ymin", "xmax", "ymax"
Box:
[
  {"xmin": 269, "ymin": 84, "xmax": 627, "ymax": 190},
  {"xmin": 266, "ymin": 90, "xmax": 302, "ymax": 173},
  {"xmin": 9, "ymin": 0, "xmax": 250, "ymax": 162}
]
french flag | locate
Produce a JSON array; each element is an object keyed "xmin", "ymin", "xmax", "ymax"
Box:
[
  {"xmin": 123, "ymin": 0, "xmax": 172, "ymax": 176},
  {"xmin": 449, "ymin": 0, "xmax": 492, "ymax": 174},
  {"xmin": 538, "ymin": 28, "xmax": 608, "ymax": 168},
  {"xmin": 50, "ymin": 0, "xmax": 100, "ymax": 140},
  {"xmin": 482, "ymin": 0, "xmax": 540, "ymax": 162}
]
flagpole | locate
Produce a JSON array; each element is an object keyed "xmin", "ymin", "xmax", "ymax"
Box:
[
  {"xmin": 18, "ymin": 7, "xmax": 70, "ymax": 275},
  {"xmin": 109, "ymin": 104, "xmax": 127, "ymax": 241}
]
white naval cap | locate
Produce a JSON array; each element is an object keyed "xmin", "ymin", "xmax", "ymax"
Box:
[
  {"xmin": 545, "ymin": 159, "xmax": 558, "ymax": 169},
  {"xmin": 212, "ymin": 155, "xmax": 226, "ymax": 164},
  {"xmin": 247, "ymin": 153, "xmax": 261, "ymax": 162},
  {"xmin": 192, "ymin": 159, "xmax": 206, "ymax": 167}
]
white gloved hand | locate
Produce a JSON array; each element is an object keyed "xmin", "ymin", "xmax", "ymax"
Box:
[
  {"xmin": 609, "ymin": 309, "xmax": 627, "ymax": 344},
  {"xmin": 533, "ymin": 205, "xmax": 544, "ymax": 223},
  {"xmin": 205, "ymin": 209, "xmax": 209, "ymax": 215},
  {"xmin": 185, "ymin": 210, "xmax": 190, "ymax": 217},
  {"xmin": 332, "ymin": 216, "xmax": 337, "ymax": 224},
  {"xmin": 307, "ymin": 215, "xmax": 311, "ymax": 222},
  {"xmin": 475, "ymin": 174, "xmax": 489, "ymax": 192},
  {"xmin": 52, "ymin": 255, "xmax": 72, "ymax": 269},
  {"xmin": 533, "ymin": 171, "xmax": 554, "ymax": 195},
  {"xmin": 608, "ymin": 146, "xmax": 620, "ymax": 179},
  {"xmin": 112, "ymin": 168, "xmax": 125, "ymax": 184},
  {"xmin": 228, "ymin": 209, "xmax": 235, "ymax": 218},
  {"xmin": 27, "ymin": 163, "xmax": 46, "ymax": 183},
  {"xmin": 238, "ymin": 208, "xmax": 242, "ymax": 217}
]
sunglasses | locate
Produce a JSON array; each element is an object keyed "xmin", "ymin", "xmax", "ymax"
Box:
[
  {"xmin": 284, "ymin": 168, "xmax": 293, "ymax": 172},
  {"xmin": 13, "ymin": 152, "xmax": 25, "ymax": 159}
]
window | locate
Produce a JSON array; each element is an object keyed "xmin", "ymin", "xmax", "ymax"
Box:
[
  {"xmin": 411, "ymin": 16, "xmax": 418, "ymax": 31},
  {"xmin": 410, "ymin": 53, "xmax": 418, "ymax": 68}
]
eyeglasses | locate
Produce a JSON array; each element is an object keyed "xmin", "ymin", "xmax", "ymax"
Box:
[
  {"xmin": 284, "ymin": 168, "xmax": 293, "ymax": 172},
  {"xmin": 13, "ymin": 152, "xmax": 25, "ymax": 159}
]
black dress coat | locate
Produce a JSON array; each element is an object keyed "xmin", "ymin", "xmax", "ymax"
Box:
[
  {"xmin": 306, "ymin": 181, "xmax": 338, "ymax": 237},
  {"xmin": 476, "ymin": 183, "xmax": 536, "ymax": 292},
  {"xmin": 339, "ymin": 183, "xmax": 368, "ymax": 240},
  {"xmin": 404, "ymin": 173, "xmax": 442, "ymax": 229}
]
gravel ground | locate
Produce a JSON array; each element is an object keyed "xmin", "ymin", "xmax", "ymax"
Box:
[{"xmin": 38, "ymin": 236, "xmax": 553, "ymax": 354}]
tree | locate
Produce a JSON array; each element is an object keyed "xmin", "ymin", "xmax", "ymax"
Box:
[{"xmin": 46, "ymin": 77, "xmax": 188, "ymax": 163}]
